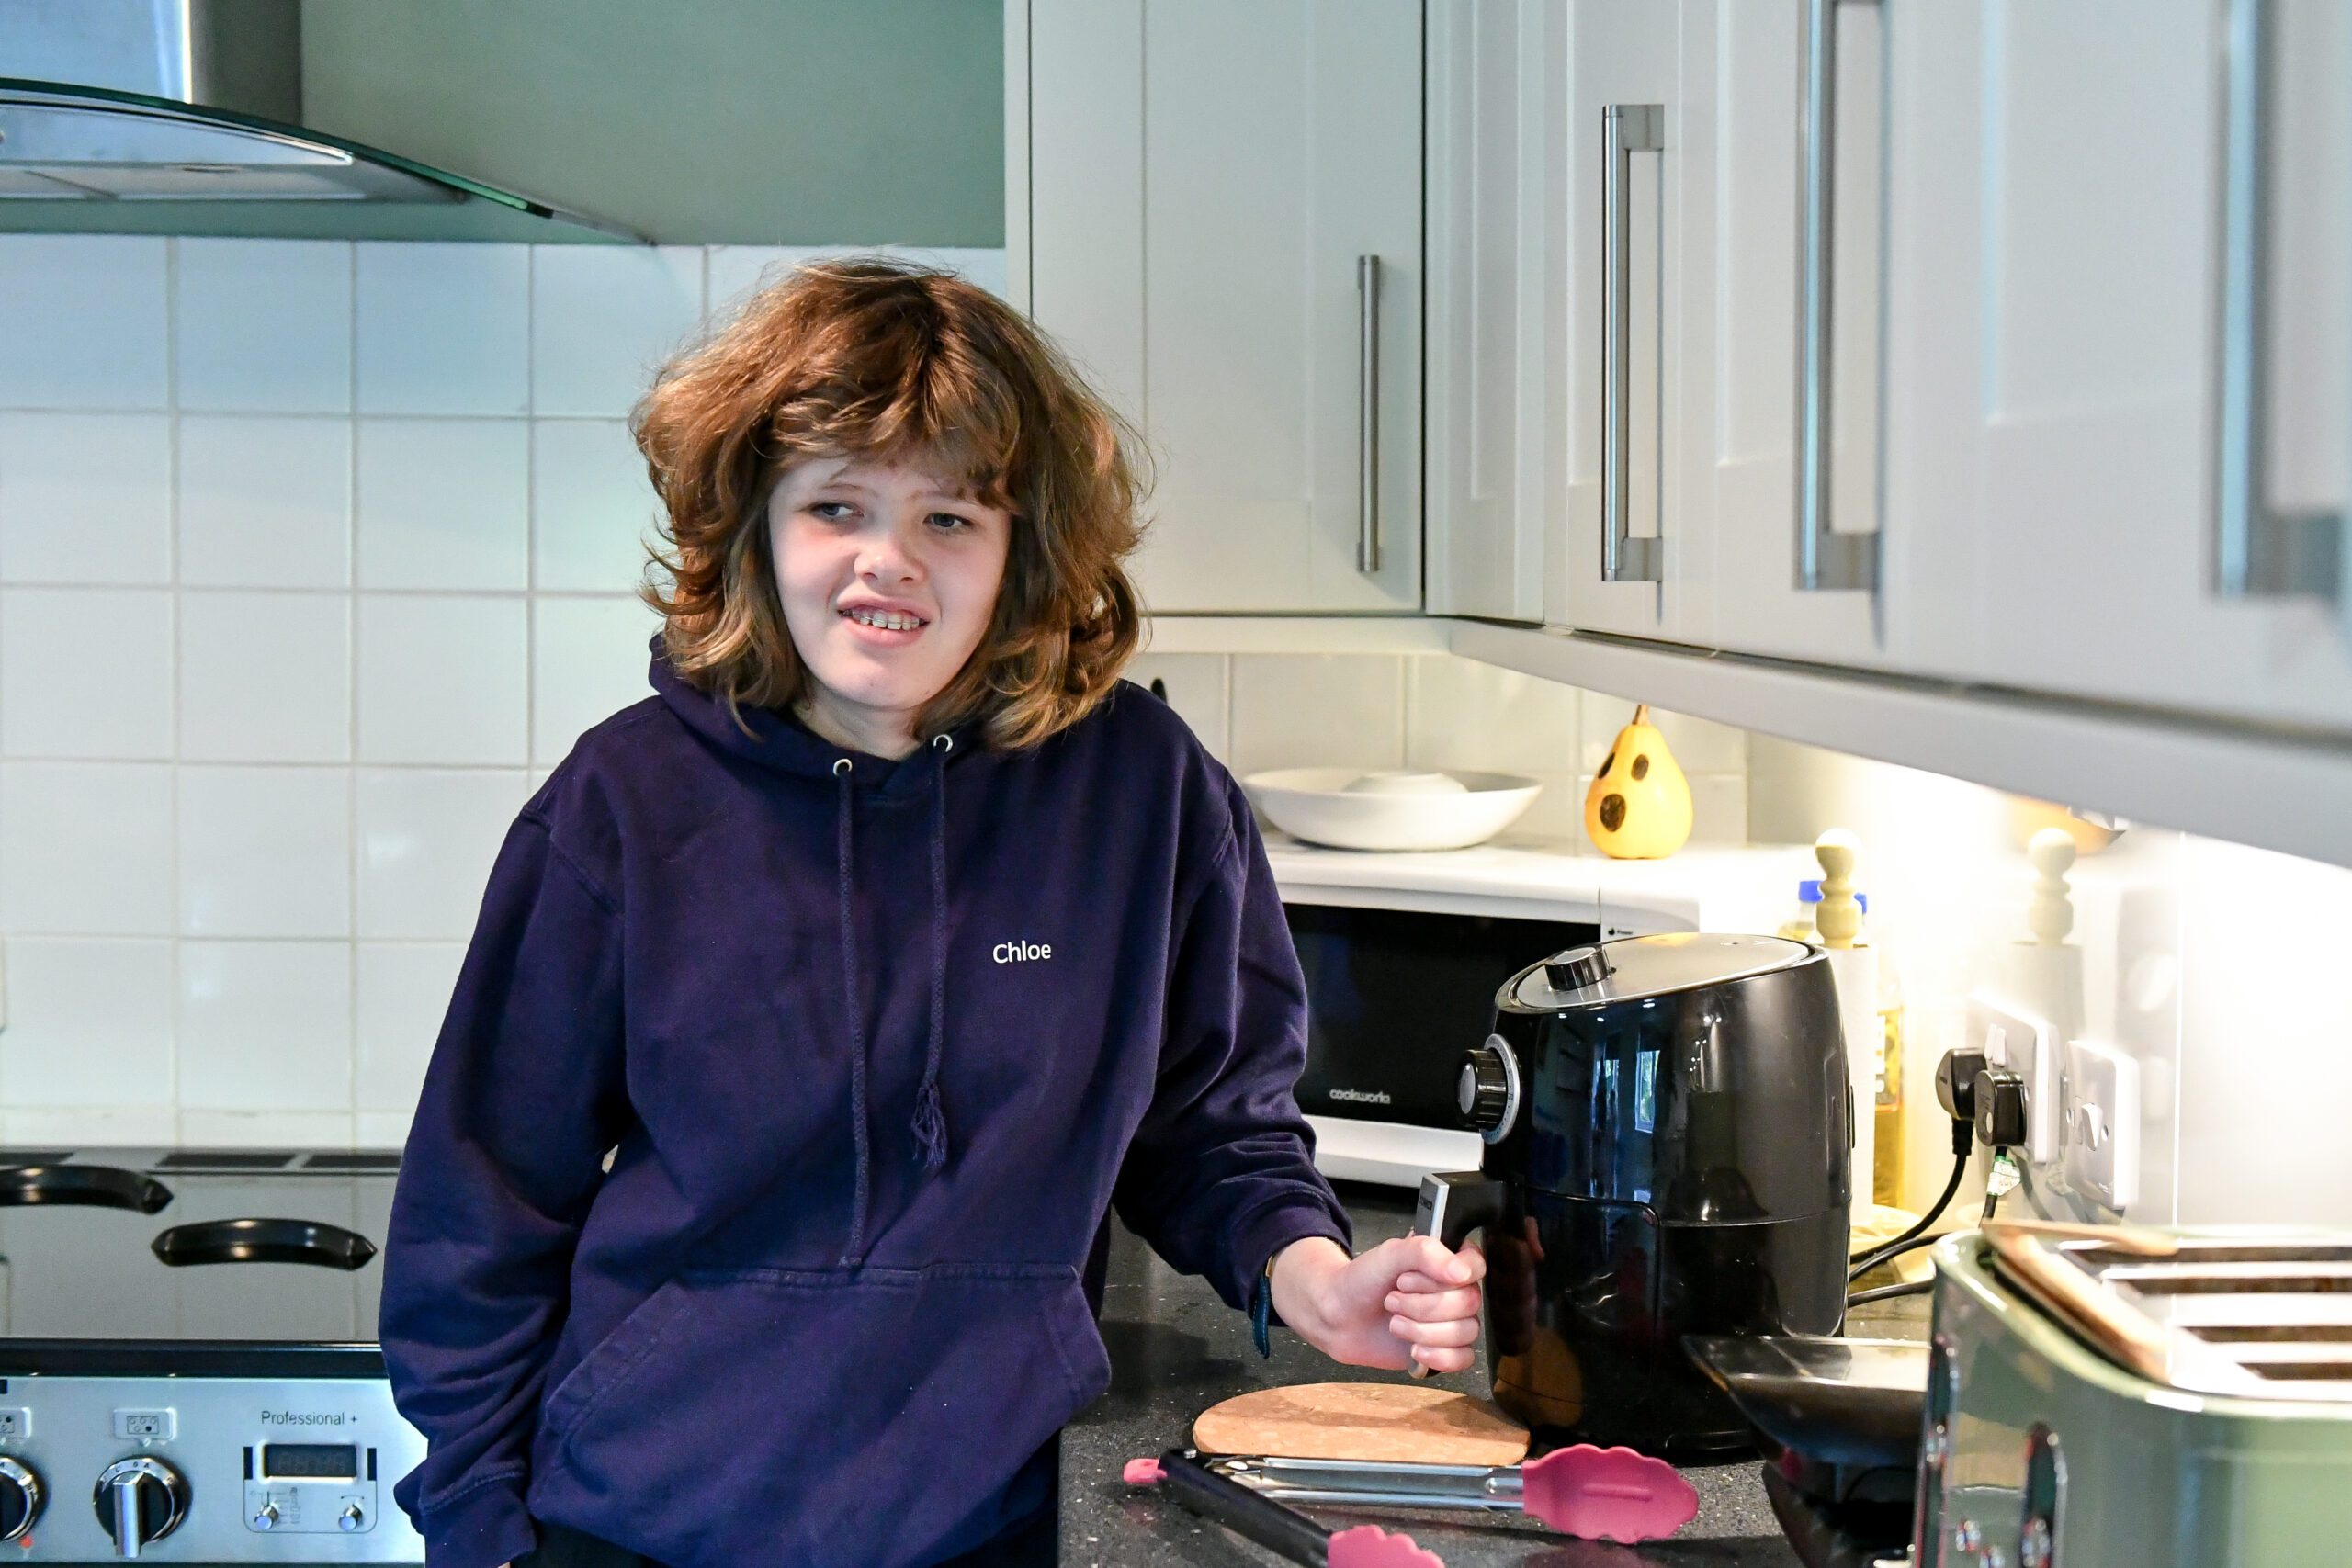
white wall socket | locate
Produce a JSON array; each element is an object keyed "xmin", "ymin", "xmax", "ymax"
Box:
[
  {"xmin": 1967, "ymin": 990, "xmax": 2061, "ymax": 1166},
  {"xmin": 2059, "ymin": 1037, "xmax": 2142, "ymax": 1213}
]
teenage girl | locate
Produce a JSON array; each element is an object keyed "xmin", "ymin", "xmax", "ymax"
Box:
[{"xmin": 379, "ymin": 261, "xmax": 1487, "ymax": 1568}]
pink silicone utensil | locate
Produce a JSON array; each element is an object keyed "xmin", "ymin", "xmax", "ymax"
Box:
[
  {"xmin": 1327, "ymin": 1524, "xmax": 1447, "ymax": 1568},
  {"xmin": 1128, "ymin": 1450, "xmax": 1450, "ymax": 1568},
  {"xmin": 1519, "ymin": 1443, "xmax": 1699, "ymax": 1541}
]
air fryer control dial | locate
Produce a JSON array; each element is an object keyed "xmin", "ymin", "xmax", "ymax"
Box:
[
  {"xmin": 0, "ymin": 1456, "xmax": 41, "ymax": 1542},
  {"xmin": 1457, "ymin": 1035, "xmax": 1521, "ymax": 1143},
  {"xmin": 1544, "ymin": 946, "xmax": 1614, "ymax": 993}
]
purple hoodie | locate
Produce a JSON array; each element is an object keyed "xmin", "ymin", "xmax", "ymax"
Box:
[{"xmin": 379, "ymin": 644, "xmax": 1350, "ymax": 1568}]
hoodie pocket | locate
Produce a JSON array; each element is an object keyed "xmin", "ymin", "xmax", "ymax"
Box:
[{"xmin": 530, "ymin": 1264, "xmax": 1107, "ymax": 1568}]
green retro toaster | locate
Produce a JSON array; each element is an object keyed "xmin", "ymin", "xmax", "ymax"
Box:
[{"xmin": 1918, "ymin": 1225, "xmax": 2352, "ymax": 1568}]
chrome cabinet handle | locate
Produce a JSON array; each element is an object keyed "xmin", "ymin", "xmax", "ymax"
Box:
[
  {"xmin": 2215, "ymin": 0, "xmax": 2343, "ymax": 601},
  {"xmin": 1357, "ymin": 254, "xmax": 1383, "ymax": 574},
  {"xmin": 1795, "ymin": 0, "xmax": 1879, "ymax": 592},
  {"xmin": 1603, "ymin": 103, "xmax": 1665, "ymax": 582}
]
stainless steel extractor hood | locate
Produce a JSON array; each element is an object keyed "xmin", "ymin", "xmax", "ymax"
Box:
[{"xmin": 0, "ymin": 0, "xmax": 642, "ymax": 243}]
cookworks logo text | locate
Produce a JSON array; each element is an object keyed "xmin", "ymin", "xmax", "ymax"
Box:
[
  {"xmin": 259, "ymin": 1410, "xmax": 347, "ymax": 1426},
  {"xmin": 1327, "ymin": 1088, "xmax": 1392, "ymax": 1105}
]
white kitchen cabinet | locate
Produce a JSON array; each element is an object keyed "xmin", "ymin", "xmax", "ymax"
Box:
[
  {"xmin": 1691, "ymin": 0, "xmax": 1952, "ymax": 671},
  {"xmin": 1424, "ymin": 0, "xmax": 1563, "ymax": 623},
  {"xmin": 1014, "ymin": 0, "xmax": 1423, "ymax": 615},
  {"xmin": 1894, "ymin": 0, "xmax": 2352, "ymax": 734},
  {"xmin": 1553, "ymin": 1, "xmax": 1714, "ymax": 647}
]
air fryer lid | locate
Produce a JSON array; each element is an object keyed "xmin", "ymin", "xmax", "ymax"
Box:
[{"xmin": 1510, "ymin": 932, "xmax": 1814, "ymax": 1011}]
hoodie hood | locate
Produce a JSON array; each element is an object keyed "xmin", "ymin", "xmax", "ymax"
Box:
[{"xmin": 647, "ymin": 635, "xmax": 977, "ymax": 796}]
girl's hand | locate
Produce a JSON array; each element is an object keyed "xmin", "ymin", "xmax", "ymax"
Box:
[{"xmin": 1269, "ymin": 1235, "xmax": 1487, "ymax": 1374}]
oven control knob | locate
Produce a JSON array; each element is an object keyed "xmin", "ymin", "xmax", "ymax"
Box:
[
  {"xmin": 92, "ymin": 1456, "xmax": 189, "ymax": 1557},
  {"xmin": 340, "ymin": 1501, "xmax": 367, "ymax": 1532},
  {"xmin": 252, "ymin": 1501, "xmax": 279, "ymax": 1530},
  {"xmin": 0, "ymin": 1456, "xmax": 44, "ymax": 1542},
  {"xmin": 1457, "ymin": 1035, "xmax": 1521, "ymax": 1143}
]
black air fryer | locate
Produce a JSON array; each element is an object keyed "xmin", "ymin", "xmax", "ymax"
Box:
[{"xmin": 1417, "ymin": 933, "xmax": 1850, "ymax": 1458}]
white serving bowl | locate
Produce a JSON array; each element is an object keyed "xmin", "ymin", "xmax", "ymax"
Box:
[{"xmin": 1242, "ymin": 768, "xmax": 1544, "ymax": 852}]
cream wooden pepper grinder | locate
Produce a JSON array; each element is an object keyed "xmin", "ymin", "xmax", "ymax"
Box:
[{"xmin": 1810, "ymin": 830, "xmax": 1879, "ymax": 1223}]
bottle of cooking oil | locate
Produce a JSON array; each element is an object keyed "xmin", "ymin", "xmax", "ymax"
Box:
[
  {"xmin": 1781, "ymin": 866, "xmax": 1908, "ymax": 1208},
  {"xmin": 1872, "ymin": 946, "xmax": 1905, "ymax": 1208}
]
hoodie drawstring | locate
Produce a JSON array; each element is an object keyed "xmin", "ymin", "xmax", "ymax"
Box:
[
  {"xmin": 833, "ymin": 737, "xmax": 957, "ymax": 1262},
  {"xmin": 910, "ymin": 734, "xmax": 954, "ymax": 1171},
  {"xmin": 833, "ymin": 757, "xmax": 872, "ymax": 1265}
]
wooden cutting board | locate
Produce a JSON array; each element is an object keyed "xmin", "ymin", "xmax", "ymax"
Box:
[{"xmin": 1192, "ymin": 1382, "xmax": 1531, "ymax": 1465}]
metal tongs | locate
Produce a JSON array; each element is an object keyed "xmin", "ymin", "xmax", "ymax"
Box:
[
  {"xmin": 1204, "ymin": 1453, "xmax": 1541, "ymax": 1514},
  {"xmin": 1136, "ymin": 1443, "xmax": 1699, "ymax": 1542}
]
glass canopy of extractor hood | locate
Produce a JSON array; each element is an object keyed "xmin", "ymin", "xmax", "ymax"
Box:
[{"xmin": 0, "ymin": 79, "xmax": 646, "ymax": 244}]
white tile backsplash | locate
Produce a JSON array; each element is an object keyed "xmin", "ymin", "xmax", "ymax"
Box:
[
  {"xmin": 177, "ymin": 941, "xmax": 353, "ymax": 1111},
  {"xmin": 533, "ymin": 420, "xmax": 661, "ymax": 592},
  {"xmin": 175, "ymin": 239, "xmax": 353, "ymax": 414},
  {"xmin": 356, "ymin": 942, "xmax": 465, "ymax": 1113},
  {"xmin": 0, "ymin": 938, "xmax": 175, "ymax": 1106},
  {"xmin": 358, "ymin": 595, "xmax": 529, "ymax": 765},
  {"xmin": 179, "ymin": 1111, "xmax": 358, "ymax": 1149},
  {"xmin": 356, "ymin": 243, "xmax": 531, "ymax": 416},
  {"xmin": 178, "ymin": 415, "xmax": 353, "ymax": 588},
  {"xmin": 0, "ymin": 236, "xmax": 169, "ymax": 410},
  {"xmin": 1405, "ymin": 656, "xmax": 1582, "ymax": 776},
  {"xmin": 357, "ymin": 769, "xmax": 532, "ymax": 940},
  {"xmin": 356, "ymin": 419, "xmax": 531, "ymax": 590},
  {"xmin": 0, "ymin": 762, "xmax": 175, "ymax": 934},
  {"xmin": 0, "ymin": 412, "xmax": 173, "ymax": 584},
  {"xmin": 704, "ymin": 245, "xmax": 1010, "ymax": 319},
  {"xmin": 177, "ymin": 592, "xmax": 353, "ymax": 763},
  {"xmin": 530, "ymin": 247, "xmax": 706, "ymax": 418},
  {"xmin": 1228, "ymin": 654, "xmax": 1407, "ymax": 775},
  {"xmin": 533, "ymin": 596, "xmax": 660, "ymax": 764},
  {"xmin": 1, "ymin": 588, "xmax": 175, "ymax": 759},
  {"xmin": 177, "ymin": 765, "xmax": 352, "ymax": 938},
  {"xmin": 705, "ymin": 247, "xmax": 801, "ymax": 321},
  {"xmin": 1125, "ymin": 653, "xmax": 1228, "ymax": 759},
  {"xmin": 5, "ymin": 1106, "xmax": 177, "ymax": 1146}
]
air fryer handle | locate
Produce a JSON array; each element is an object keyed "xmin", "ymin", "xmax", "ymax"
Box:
[{"xmin": 1413, "ymin": 1172, "xmax": 1508, "ymax": 1252}]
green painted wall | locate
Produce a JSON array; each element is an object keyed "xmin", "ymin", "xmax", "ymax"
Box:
[{"xmin": 300, "ymin": 0, "xmax": 1003, "ymax": 246}]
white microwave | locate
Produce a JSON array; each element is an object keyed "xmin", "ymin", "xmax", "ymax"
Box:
[{"xmin": 1264, "ymin": 836, "xmax": 1808, "ymax": 1187}]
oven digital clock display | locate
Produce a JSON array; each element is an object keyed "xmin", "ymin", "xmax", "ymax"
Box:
[{"xmin": 262, "ymin": 1443, "xmax": 359, "ymax": 1480}]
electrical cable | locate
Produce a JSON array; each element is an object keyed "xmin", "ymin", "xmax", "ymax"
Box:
[
  {"xmin": 1849, "ymin": 1145, "xmax": 1969, "ymax": 1281},
  {"xmin": 1846, "ymin": 1279, "xmax": 1932, "ymax": 1307},
  {"xmin": 1849, "ymin": 1229, "xmax": 1943, "ymax": 1276}
]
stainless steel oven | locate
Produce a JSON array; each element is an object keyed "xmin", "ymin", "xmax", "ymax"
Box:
[{"xmin": 0, "ymin": 1149, "xmax": 423, "ymax": 1562}]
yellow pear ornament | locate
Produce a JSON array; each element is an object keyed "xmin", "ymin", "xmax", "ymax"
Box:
[{"xmin": 1583, "ymin": 705, "xmax": 1692, "ymax": 859}]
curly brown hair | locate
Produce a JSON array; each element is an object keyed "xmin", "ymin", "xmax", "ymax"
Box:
[{"xmin": 635, "ymin": 258, "xmax": 1147, "ymax": 750}]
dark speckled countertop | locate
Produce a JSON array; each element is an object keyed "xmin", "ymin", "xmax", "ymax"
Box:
[{"xmin": 1059, "ymin": 1184, "xmax": 1930, "ymax": 1568}]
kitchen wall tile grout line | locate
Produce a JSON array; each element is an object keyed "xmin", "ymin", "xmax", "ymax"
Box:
[
  {"xmin": 526, "ymin": 249, "xmax": 539, "ymax": 774},
  {"xmin": 346, "ymin": 237, "xmax": 362, "ymax": 1149},
  {"xmin": 166, "ymin": 235, "xmax": 186, "ymax": 1145}
]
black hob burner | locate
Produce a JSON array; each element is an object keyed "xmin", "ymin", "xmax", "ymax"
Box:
[{"xmin": 0, "ymin": 1148, "xmax": 423, "ymax": 1562}]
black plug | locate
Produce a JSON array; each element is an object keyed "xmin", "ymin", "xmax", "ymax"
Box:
[
  {"xmin": 1934, "ymin": 1047, "xmax": 1985, "ymax": 1156},
  {"xmin": 1973, "ymin": 1067, "xmax": 2029, "ymax": 1152}
]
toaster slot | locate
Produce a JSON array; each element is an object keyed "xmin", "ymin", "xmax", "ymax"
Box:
[
  {"xmin": 2104, "ymin": 1264, "xmax": 2352, "ymax": 1296},
  {"xmin": 2244, "ymin": 1360, "xmax": 2352, "ymax": 1382},
  {"xmin": 2075, "ymin": 1242, "xmax": 2352, "ymax": 1267}
]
